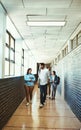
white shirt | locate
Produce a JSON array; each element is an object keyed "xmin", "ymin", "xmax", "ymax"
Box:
[{"xmin": 39, "ymin": 68, "xmax": 49, "ymax": 85}]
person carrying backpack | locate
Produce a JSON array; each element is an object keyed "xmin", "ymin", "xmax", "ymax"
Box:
[{"xmin": 50, "ymin": 71, "xmax": 59, "ymax": 100}]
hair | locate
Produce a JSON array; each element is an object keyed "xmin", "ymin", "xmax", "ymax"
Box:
[
  {"xmin": 53, "ymin": 71, "xmax": 56, "ymax": 75},
  {"xmin": 40, "ymin": 63, "xmax": 45, "ymax": 66},
  {"xmin": 27, "ymin": 68, "xmax": 32, "ymax": 74}
]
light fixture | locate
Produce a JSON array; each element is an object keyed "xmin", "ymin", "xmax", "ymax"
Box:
[{"xmin": 27, "ymin": 21, "xmax": 65, "ymax": 27}]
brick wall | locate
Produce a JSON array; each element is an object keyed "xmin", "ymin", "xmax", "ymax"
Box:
[
  {"xmin": 0, "ymin": 76, "xmax": 25, "ymax": 129},
  {"xmin": 56, "ymin": 44, "xmax": 81, "ymax": 121}
]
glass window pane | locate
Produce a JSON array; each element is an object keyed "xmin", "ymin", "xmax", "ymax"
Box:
[
  {"xmin": 10, "ymin": 50, "xmax": 14, "ymax": 60},
  {"xmin": 6, "ymin": 33, "xmax": 9, "ymax": 45},
  {"xmin": 10, "ymin": 62, "xmax": 15, "ymax": 75},
  {"xmin": 73, "ymin": 37, "xmax": 76, "ymax": 49},
  {"xmin": 5, "ymin": 46, "xmax": 9, "ymax": 59},
  {"xmin": 21, "ymin": 66, "xmax": 24, "ymax": 75},
  {"xmin": 5, "ymin": 60, "xmax": 9, "ymax": 75},
  {"xmin": 22, "ymin": 49, "xmax": 24, "ymax": 57},
  {"xmin": 78, "ymin": 32, "xmax": 81, "ymax": 44},
  {"xmin": 22, "ymin": 58, "xmax": 24, "ymax": 65},
  {"xmin": 11, "ymin": 38, "xmax": 14, "ymax": 49}
]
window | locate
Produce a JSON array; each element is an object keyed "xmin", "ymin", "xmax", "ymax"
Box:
[
  {"xmin": 58, "ymin": 54, "xmax": 61, "ymax": 62},
  {"xmin": 66, "ymin": 45, "xmax": 68, "ymax": 54},
  {"xmin": 62, "ymin": 50, "xmax": 64, "ymax": 57},
  {"xmin": 78, "ymin": 31, "xmax": 81, "ymax": 45},
  {"xmin": 73, "ymin": 36, "xmax": 77, "ymax": 49},
  {"xmin": 62, "ymin": 45, "xmax": 68, "ymax": 58},
  {"xmin": 64, "ymin": 45, "xmax": 68, "ymax": 56},
  {"xmin": 21, "ymin": 49, "xmax": 24, "ymax": 75},
  {"xmin": 55, "ymin": 58, "xmax": 57, "ymax": 65},
  {"xmin": 71, "ymin": 35, "xmax": 78, "ymax": 50},
  {"xmin": 5, "ymin": 30, "xmax": 15, "ymax": 76}
]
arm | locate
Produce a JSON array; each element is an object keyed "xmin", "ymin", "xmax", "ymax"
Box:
[
  {"xmin": 24, "ymin": 75, "xmax": 31, "ymax": 82},
  {"xmin": 31, "ymin": 74, "xmax": 36, "ymax": 82},
  {"xmin": 49, "ymin": 75, "xmax": 52, "ymax": 83}
]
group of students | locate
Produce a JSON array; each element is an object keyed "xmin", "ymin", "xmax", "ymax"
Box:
[{"xmin": 24, "ymin": 63, "xmax": 59, "ymax": 107}]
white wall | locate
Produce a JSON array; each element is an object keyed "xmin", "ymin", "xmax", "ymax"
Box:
[
  {"xmin": 29, "ymin": 55, "xmax": 37, "ymax": 74},
  {"xmin": 24, "ymin": 50, "xmax": 37, "ymax": 75},
  {"xmin": 0, "ymin": 4, "xmax": 6, "ymax": 78},
  {"xmin": 24, "ymin": 50, "xmax": 29, "ymax": 74},
  {"xmin": 15, "ymin": 39, "xmax": 23, "ymax": 76}
]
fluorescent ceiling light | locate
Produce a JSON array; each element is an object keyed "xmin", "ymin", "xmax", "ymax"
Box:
[{"xmin": 27, "ymin": 21, "xmax": 65, "ymax": 26}]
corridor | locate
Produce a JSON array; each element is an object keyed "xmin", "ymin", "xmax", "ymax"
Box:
[
  {"xmin": 0, "ymin": 0, "xmax": 81, "ymax": 129},
  {"xmin": 2, "ymin": 84, "xmax": 81, "ymax": 130}
]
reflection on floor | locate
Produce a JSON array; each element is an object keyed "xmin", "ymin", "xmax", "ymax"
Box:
[{"xmin": 2, "ymin": 84, "xmax": 81, "ymax": 130}]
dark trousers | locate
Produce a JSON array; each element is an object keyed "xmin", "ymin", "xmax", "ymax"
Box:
[{"xmin": 40, "ymin": 84, "xmax": 47, "ymax": 105}]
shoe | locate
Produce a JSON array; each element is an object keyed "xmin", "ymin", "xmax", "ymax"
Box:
[
  {"xmin": 43, "ymin": 102, "xmax": 46, "ymax": 105},
  {"xmin": 49, "ymin": 97, "xmax": 53, "ymax": 100},
  {"xmin": 49, "ymin": 96, "xmax": 52, "ymax": 99},
  {"xmin": 52, "ymin": 97, "xmax": 55, "ymax": 100},
  {"xmin": 26, "ymin": 102, "xmax": 29, "ymax": 106},
  {"xmin": 39, "ymin": 104, "xmax": 44, "ymax": 108}
]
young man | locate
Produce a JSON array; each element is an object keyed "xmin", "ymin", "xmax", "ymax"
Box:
[{"xmin": 38, "ymin": 63, "xmax": 50, "ymax": 108}]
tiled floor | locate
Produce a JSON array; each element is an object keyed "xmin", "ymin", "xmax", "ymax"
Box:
[{"xmin": 2, "ymin": 85, "xmax": 81, "ymax": 130}]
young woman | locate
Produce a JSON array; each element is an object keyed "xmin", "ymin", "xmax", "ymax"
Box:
[
  {"xmin": 24, "ymin": 68, "xmax": 35, "ymax": 106},
  {"xmin": 50, "ymin": 71, "xmax": 58, "ymax": 100}
]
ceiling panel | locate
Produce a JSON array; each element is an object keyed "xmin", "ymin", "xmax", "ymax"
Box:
[
  {"xmin": 1, "ymin": 0, "xmax": 81, "ymax": 63},
  {"xmin": 1, "ymin": 0, "xmax": 23, "ymax": 8},
  {"xmin": 23, "ymin": 0, "xmax": 72, "ymax": 8}
]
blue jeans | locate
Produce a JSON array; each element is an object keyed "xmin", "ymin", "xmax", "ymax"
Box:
[
  {"xmin": 51, "ymin": 83, "xmax": 57, "ymax": 98},
  {"xmin": 40, "ymin": 84, "xmax": 47, "ymax": 105}
]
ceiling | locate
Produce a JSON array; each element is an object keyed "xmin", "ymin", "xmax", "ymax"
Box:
[{"xmin": 1, "ymin": 0, "xmax": 81, "ymax": 63}]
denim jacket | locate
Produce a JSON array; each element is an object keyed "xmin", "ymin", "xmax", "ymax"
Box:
[{"xmin": 50, "ymin": 75, "xmax": 58, "ymax": 85}]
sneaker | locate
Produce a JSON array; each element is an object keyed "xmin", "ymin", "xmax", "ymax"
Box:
[
  {"xmin": 26, "ymin": 102, "xmax": 29, "ymax": 106},
  {"xmin": 39, "ymin": 104, "xmax": 44, "ymax": 108},
  {"xmin": 43, "ymin": 102, "xmax": 46, "ymax": 105},
  {"xmin": 49, "ymin": 96, "xmax": 52, "ymax": 99},
  {"xmin": 49, "ymin": 97, "xmax": 52, "ymax": 99}
]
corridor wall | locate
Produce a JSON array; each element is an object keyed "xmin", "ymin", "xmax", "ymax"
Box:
[
  {"xmin": 0, "ymin": 76, "xmax": 25, "ymax": 129},
  {"xmin": 56, "ymin": 44, "xmax": 81, "ymax": 121}
]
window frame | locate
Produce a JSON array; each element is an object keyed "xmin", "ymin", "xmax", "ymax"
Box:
[
  {"xmin": 21, "ymin": 49, "xmax": 24, "ymax": 75},
  {"xmin": 5, "ymin": 30, "xmax": 15, "ymax": 76}
]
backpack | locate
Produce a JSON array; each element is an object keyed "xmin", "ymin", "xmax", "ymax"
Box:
[{"xmin": 57, "ymin": 76, "xmax": 60, "ymax": 85}]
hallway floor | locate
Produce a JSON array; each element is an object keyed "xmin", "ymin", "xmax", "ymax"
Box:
[{"xmin": 2, "ymin": 85, "xmax": 81, "ymax": 130}]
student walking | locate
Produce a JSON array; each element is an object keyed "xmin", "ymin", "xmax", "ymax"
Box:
[
  {"xmin": 50, "ymin": 71, "xmax": 58, "ymax": 100},
  {"xmin": 24, "ymin": 68, "xmax": 35, "ymax": 106},
  {"xmin": 38, "ymin": 63, "xmax": 50, "ymax": 108}
]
